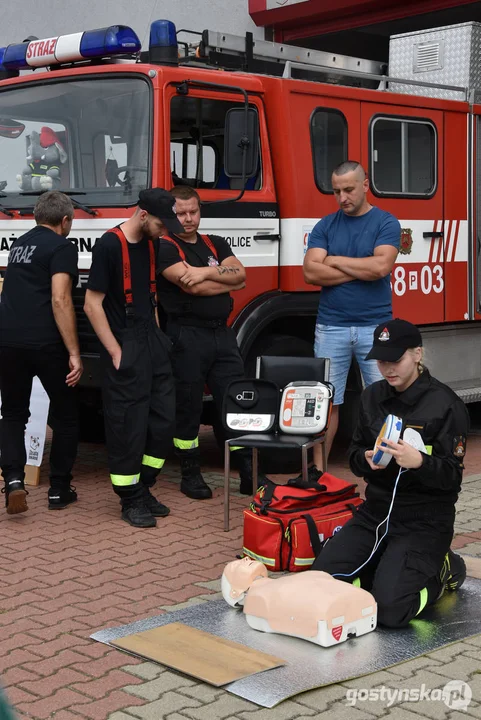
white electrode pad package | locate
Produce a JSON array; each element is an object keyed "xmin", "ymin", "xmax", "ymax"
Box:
[
  {"xmin": 372, "ymin": 414, "xmax": 402, "ymax": 467},
  {"xmin": 279, "ymin": 381, "xmax": 332, "ymax": 435},
  {"xmin": 226, "ymin": 412, "xmax": 273, "ymax": 432},
  {"xmin": 402, "ymin": 428, "xmax": 427, "ymax": 453}
]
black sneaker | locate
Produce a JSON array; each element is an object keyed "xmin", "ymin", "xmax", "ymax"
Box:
[
  {"xmin": 445, "ymin": 550, "xmax": 467, "ymax": 591},
  {"xmin": 181, "ymin": 474, "xmax": 213, "ymax": 500},
  {"xmin": 3, "ymin": 477, "xmax": 28, "ymax": 515},
  {"xmin": 142, "ymin": 486, "xmax": 170, "ymax": 517},
  {"xmin": 121, "ymin": 503, "xmax": 157, "ymax": 528},
  {"xmin": 48, "ymin": 486, "xmax": 77, "ymax": 510}
]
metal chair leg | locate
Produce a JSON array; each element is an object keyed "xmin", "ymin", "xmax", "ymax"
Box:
[
  {"xmin": 301, "ymin": 444, "xmax": 309, "ymax": 483},
  {"xmin": 224, "ymin": 441, "xmax": 231, "ymax": 532},
  {"xmin": 252, "ymin": 447, "xmax": 259, "ymax": 496}
]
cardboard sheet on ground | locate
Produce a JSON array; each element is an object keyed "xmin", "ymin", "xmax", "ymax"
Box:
[
  {"xmin": 91, "ymin": 577, "xmax": 481, "ymax": 708},
  {"xmin": 110, "ymin": 622, "xmax": 285, "ymax": 685}
]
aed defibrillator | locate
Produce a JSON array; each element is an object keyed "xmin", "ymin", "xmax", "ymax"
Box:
[
  {"xmin": 279, "ymin": 381, "xmax": 332, "ymax": 435},
  {"xmin": 223, "ymin": 378, "xmax": 332, "ymax": 437}
]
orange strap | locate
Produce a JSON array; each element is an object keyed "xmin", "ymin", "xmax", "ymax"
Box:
[
  {"xmin": 109, "ymin": 226, "xmax": 156, "ymax": 307},
  {"xmin": 162, "ymin": 233, "xmax": 218, "ymax": 263}
]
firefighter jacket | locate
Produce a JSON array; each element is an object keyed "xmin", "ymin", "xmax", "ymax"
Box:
[{"xmin": 349, "ymin": 370, "xmax": 470, "ymax": 520}]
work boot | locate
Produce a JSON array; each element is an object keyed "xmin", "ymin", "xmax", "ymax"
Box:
[
  {"xmin": 177, "ymin": 447, "xmax": 212, "ymax": 500},
  {"xmin": 2, "ymin": 477, "xmax": 28, "ymax": 515},
  {"xmin": 233, "ymin": 450, "xmax": 268, "ymax": 496},
  {"xmin": 140, "ymin": 485, "xmax": 170, "ymax": 517},
  {"xmin": 121, "ymin": 500, "xmax": 157, "ymax": 528},
  {"xmin": 444, "ymin": 550, "xmax": 467, "ymax": 591},
  {"xmin": 48, "ymin": 486, "xmax": 77, "ymax": 510}
]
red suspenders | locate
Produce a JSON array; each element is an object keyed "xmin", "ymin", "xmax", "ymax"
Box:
[
  {"xmin": 162, "ymin": 233, "xmax": 218, "ymax": 262},
  {"xmin": 109, "ymin": 226, "xmax": 156, "ymax": 316}
]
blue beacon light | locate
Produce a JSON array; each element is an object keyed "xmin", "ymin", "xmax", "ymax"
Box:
[
  {"xmin": 0, "ymin": 46, "xmax": 20, "ymax": 78},
  {"xmin": 149, "ymin": 20, "xmax": 179, "ymax": 65},
  {"xmin": 0, "ymin": 25, "xmax": 141, "ymax": 74},
  {"xmin": 80, "ymin": 25, "xmax": 141, "ymax": 58}
]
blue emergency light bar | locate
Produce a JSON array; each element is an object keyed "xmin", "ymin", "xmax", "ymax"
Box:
[{"xmin": 0, "ymin": 25, "xmax": 141, "ymax": 73}]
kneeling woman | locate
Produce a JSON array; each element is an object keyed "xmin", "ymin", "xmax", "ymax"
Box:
[{"xmin": 312, "ymin": 318, "xmax": 469, "ymax": 628}]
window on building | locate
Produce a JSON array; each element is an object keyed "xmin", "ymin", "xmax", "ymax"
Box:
[
  {"xmin": 311, "ymin": 109, "xmax": 348, "ymax": 193},
  {"xmin": 170, "ymin": 96, "xmax": 261, "ymax": 190},
  {"xmin": 371, "ymin": 117, "xmax": 436, "ymax": 196}
]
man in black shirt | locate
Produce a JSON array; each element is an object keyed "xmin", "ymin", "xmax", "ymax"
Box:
[
  {"xmin": 84, "ymin": 188, "xmax": 182, "ymax": 528},
  {"xmin": 0, "ymin": 191, "xmax": 82, "ymax": 514},
  {"xmin": 157, "ymin": 185, "xmax": 254, "ymax": 499}
]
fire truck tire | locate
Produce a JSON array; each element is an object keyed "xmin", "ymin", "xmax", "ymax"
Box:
[{"xmin": 246, "ymin": 332, "xmax": 314, "ymax": 474}]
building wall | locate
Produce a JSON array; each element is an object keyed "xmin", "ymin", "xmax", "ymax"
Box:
[{"xmin": 0, "ymin": 0, "xmax": 262, "ymax": 47}]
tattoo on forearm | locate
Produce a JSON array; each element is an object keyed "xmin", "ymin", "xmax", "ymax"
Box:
[{"xmin": 217, "ymin": 266, "xmax": 240, "ymax": 275}]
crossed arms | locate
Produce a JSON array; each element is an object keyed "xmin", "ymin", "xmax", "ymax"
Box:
[
  {"xmin": 161, "ymin": 256, "xmax": 246, "ymax": 296},
  {"xmin": 303, "ymin": 245, "xmax": 399, "ymax": 287}
]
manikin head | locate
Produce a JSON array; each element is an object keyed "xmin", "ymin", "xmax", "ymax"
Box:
[{"xmin": 221, "ymin": 557, "xmax": 269, "ymax": 607}]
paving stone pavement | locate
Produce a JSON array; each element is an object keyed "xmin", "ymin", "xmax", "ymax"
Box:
[{"xmin": 0, "ymin": 427, "xmax": 480, "ymax": 719}]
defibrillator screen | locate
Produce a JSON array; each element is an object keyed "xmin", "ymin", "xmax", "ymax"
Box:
[
  {"xmin": 305, "ymin": 398, "xmax": 315, "ymax": 417},
  {"xmin": 292, "ymin": 396, "xmax": 315, "ymax": 418}
]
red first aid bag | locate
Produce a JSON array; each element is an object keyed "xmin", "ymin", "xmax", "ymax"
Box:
[{"xmin": 242, "ymin": 473, "xmax": 363, "ymax": 572}]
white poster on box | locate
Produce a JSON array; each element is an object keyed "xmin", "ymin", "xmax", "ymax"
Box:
[
  {"xmin": 24, "ymin": 377, "xmax": 50, "ymax": 466},
  {"xmin": 0, "ymin": 377, "xmax": 50, "ymax": 467}
]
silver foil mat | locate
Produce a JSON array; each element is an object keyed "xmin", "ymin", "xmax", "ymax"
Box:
[{"xmin": 91, "ymin": 578, "xmax": 481, "ymax": 708}]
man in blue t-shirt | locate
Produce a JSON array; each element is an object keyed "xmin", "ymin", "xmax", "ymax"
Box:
[{"xmin": 303, "ymin": 161, "xmax": 400, "ymax": 469}]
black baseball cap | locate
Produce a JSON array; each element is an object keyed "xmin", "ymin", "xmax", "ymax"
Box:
[
  {"xmin": 365, "ymin": 319, "xmax": 423, "ymax": 362},
  {"xmin": 138, "ymin": 188, "xmax": 184, "ymax": 234}
]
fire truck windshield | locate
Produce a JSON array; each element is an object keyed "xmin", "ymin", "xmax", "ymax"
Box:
[{"xmin": 0, "ymin": 75, "xmax": 151, "ymax": 208}]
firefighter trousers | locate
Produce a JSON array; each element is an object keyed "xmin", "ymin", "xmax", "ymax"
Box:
[
  {"xmin": 101, "ymin": 320, "xmax": 175, "ymax": 501},
  {"xmin": 311, "ymin": 503, "xmax": 454, "ymax": 628},
  {"xmin": 166, "ymin": 321, "xmax": 245, "ymax": 447}
]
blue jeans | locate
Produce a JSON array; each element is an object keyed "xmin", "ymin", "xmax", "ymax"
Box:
[{"xmin": 314, "ymin": 324, "xmax": 382, "ymax": 405}]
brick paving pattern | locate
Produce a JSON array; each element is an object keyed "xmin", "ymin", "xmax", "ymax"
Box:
[{"xmin": 1, "ymin": 427, "xmax": 480, "ymax": 719}]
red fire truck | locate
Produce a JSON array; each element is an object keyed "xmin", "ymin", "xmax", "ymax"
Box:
[{"xmin": 0, "ymin": 20, "xmax": 479, "ymax": 435}]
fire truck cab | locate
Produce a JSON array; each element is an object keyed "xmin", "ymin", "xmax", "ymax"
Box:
[{"xmin": 0, "ymin": 20, "xmax": 480, "ymax": 436}]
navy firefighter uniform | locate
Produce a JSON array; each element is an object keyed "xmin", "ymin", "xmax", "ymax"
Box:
[
  {"xmin": 312, "ymin": 319, "xmax": 470, "ymax": 628},
  {"xmin": 156, "ymin": 231, "xmax": 253, "ymax": 499},
  {"xmin": 86, "ymin": 219, "xmax": 176, "ymax": 526}
]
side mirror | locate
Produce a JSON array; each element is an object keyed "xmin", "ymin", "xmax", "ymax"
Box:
[
  {"xmin": 0, "ymin": 118, "xmax": 25, "ymax": 139},
  {"xmin": 224, "ymin": 107, "xmax": 259, "ymax": 178}
]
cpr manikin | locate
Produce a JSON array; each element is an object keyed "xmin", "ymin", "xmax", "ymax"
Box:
[{"xmin": 221, "ymin": 557, "xmax": 377, "ymax": 647}]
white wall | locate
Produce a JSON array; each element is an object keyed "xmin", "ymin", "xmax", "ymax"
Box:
[{"xmin": 0, "ymin": 0, "xmax": 263, "ymax": 47}]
